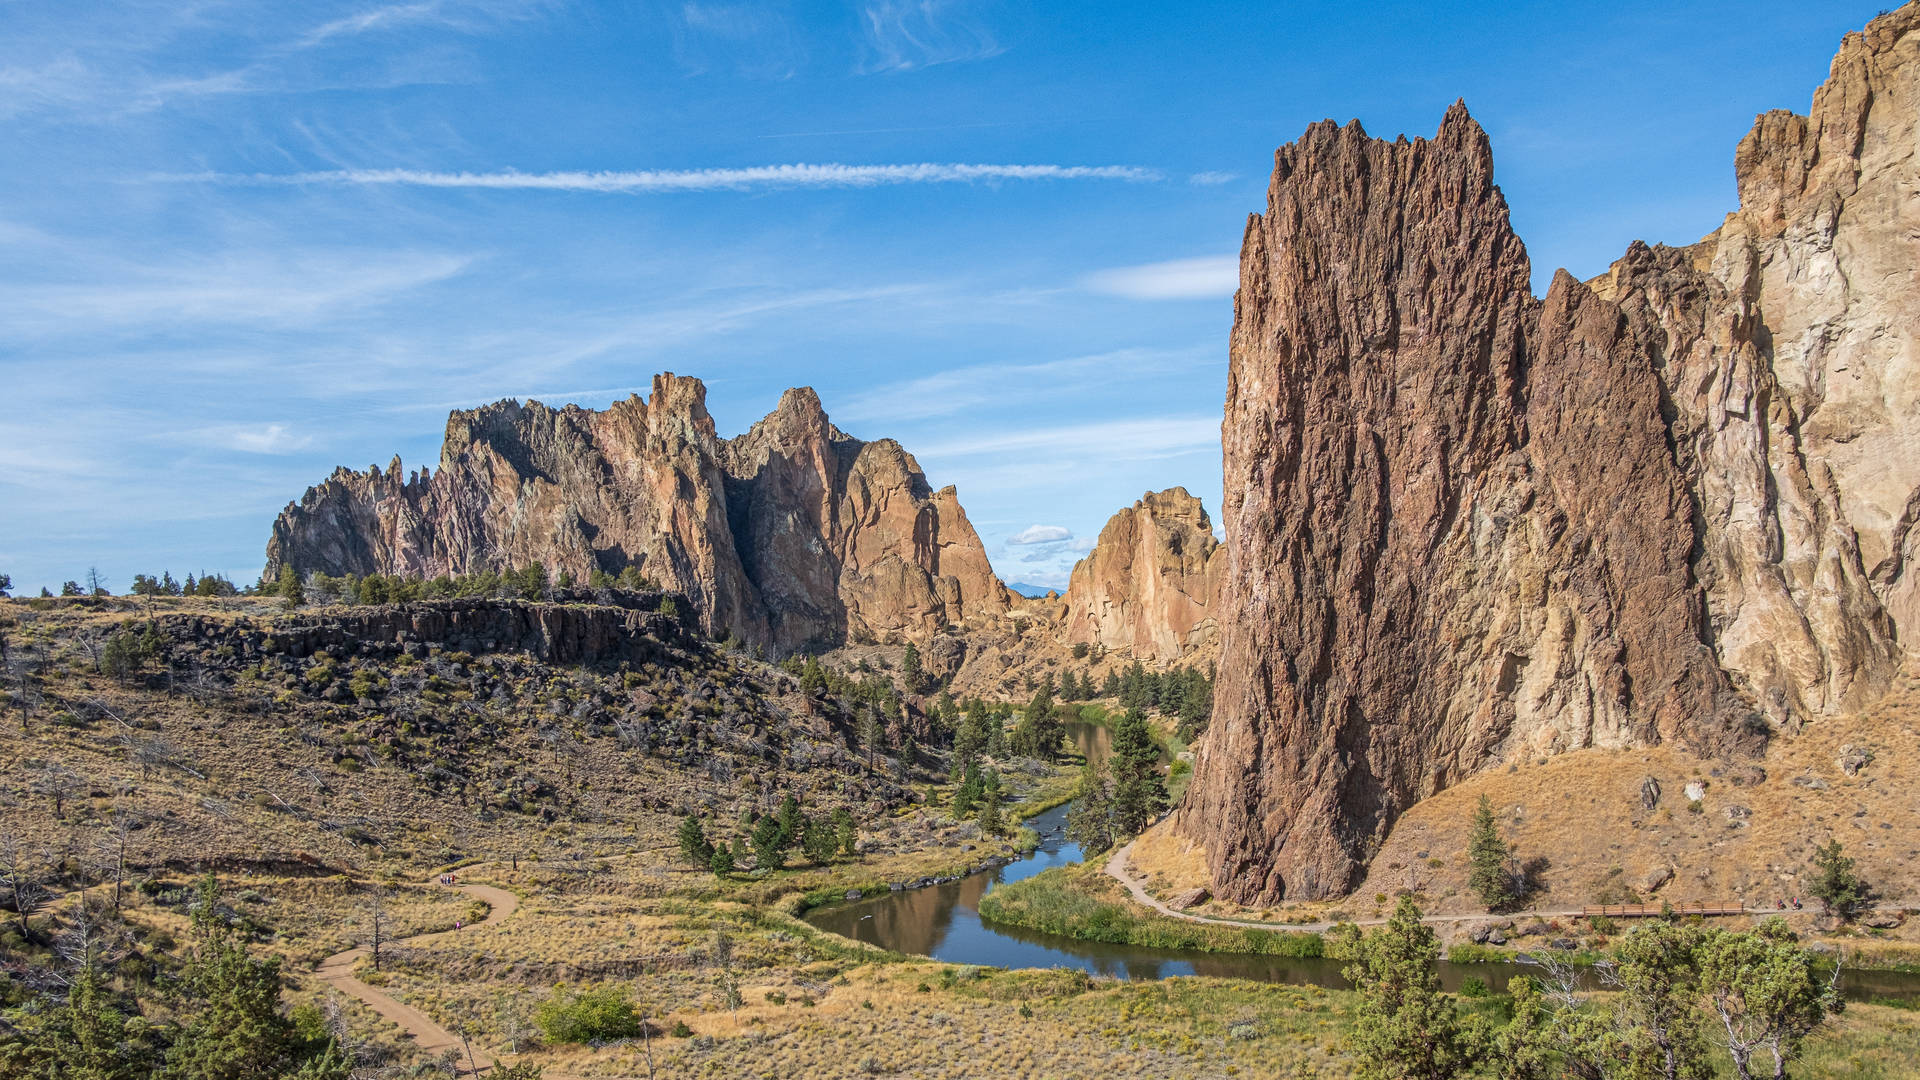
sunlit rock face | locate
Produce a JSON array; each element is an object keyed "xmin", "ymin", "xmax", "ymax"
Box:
[
  {"xmin": 267, "ymin": 374, "xmax": 1009, "ymax": 654},
  {"xmin": 1184, "ymin": 4, "xmax": 1919, "ymax": 903}
]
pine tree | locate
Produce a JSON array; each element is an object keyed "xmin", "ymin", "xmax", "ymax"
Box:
[
  {"xmin": 1065, "ymin": 762, "xmax": 1117, "ymax": 856},
  {"xmin": 833, "ymin": 807, "xmax": 858, "ymax": 858},
  {"xmin": 751, "ymin": 815, "xmax": 786, "ymax": 872},
  {"xmin": 800, "ymin": 656, "xmax": 827, "ymax": 695},
  {"xmin": 1012, "ymin": 684, "xmax": 1060, "ymax": 760},
  {"xmin": 901, "ymin": 642, "xmax": 922, "ymax": 693},
  {"xmin": 709, "ymin": 841, "xmax": 734, "ymax": 878},
  {"xmin": 977, "ymin": 781, "xmax": 1004, "ymax": 837},
  {"xmin": 276, "ymin": 565, "xmax": 304, "ymax": 611},
  {"xmin": 860, "ymin": 706, "xmax": 886, "ymax": 773},
  {"xmin": 1467, "ymin": 795, "xmax": 1515, "ymax": 911},
  {"xmin": 775, "ymin": 794, "xmax": 804, "ymax": 848},
  {"xmin": 1108, "ymin": 708, "xmax": 1168, "ymax": 839},
  {"xmin": 676, "ymin": 816, "xmax": 713, "ymax": 867},
  {"xmin": 952, "ymin": 761, "xmax": 983, "ymax": 818},
  {"xmin": 801, "ymin": 815, "xmax": 839, "ymax": 866}
]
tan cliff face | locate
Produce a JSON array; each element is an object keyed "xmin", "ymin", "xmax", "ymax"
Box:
[
  {"xmin": 1183, "ymin": 4, "xmax": 1920, "ymax": 904},
  {"xmin": 266, "ymin": 374, "xmax": 1010, "ymax": 653},
  {"xmin": 1063, "ymin": 488, "xmax": 1222, "ymax": 663}
]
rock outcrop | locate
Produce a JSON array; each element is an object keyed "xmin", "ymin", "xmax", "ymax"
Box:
[
  {"xmin": 158, "ymin": 591, "xmax": 691, "ymax": 669},
  {"xmin": 267, "ymin": 375, "xmax": 1010, "ymax": 653},
  {"xmin": 1063, "ymin": 488, "xmax": 1222, "ymax": 662},
  {"xmin": 1183, "ymin": 5, "xmax": 1920, "ymax": 903}
]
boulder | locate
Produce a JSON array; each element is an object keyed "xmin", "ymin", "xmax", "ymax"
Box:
[
  {"xmin": 1639, "ymin": 776, "xmax": 1662, "ymax": 810},
  {"xmin": 1169, "ymin": 887, "xmax": 1211, "ymax": 911},
  {"xmin": 1642, "ymin": 866, "xmax": 1675, "ymax": 894},
  {"xmin": 1838, "ymin": 745, "xmax": 1874, "ymax": 777}
]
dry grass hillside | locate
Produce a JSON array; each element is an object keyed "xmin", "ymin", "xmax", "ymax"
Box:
[
  {"xmin": 0, "ymin": 593, "xmax": 922, "ymax": 876},
  {"xmin": 1129, "ymin": 659, "xmax": 1920, "ymax": 951}
]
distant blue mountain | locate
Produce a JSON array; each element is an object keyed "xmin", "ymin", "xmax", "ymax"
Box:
[{"xmin": 1006, "ymin": 581, "xmax": 1060, "ymax": 599}]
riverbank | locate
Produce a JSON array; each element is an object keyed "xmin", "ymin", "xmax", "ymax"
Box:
[{"xmin": 979, "ymin": 862, "xmax": 1324, "ymax": 957}]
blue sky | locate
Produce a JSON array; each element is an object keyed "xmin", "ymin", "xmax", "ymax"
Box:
[{"xmin": 0, "ymin": 0, "xmax": 1883, "ymax": 594}]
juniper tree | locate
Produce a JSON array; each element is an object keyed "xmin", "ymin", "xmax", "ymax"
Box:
[
  {"xmin": 167, "ymin": 881, "xmax": 300, "ymax": 1080},
  {"xmin": 1694, "ymin": 919, "xmax": 1843, "ymax": 1080},
  {"xmin": 709, "ymin": 842, "xmax": 734, "ymax": 878},
  {"xmin": 1327, "ymin": 897, "xmax": 1475, "ymax": 1080},
  {"xmin": 1806, "ymin": 839, "xmax": 1867, "ymax": 920},
  {"xmin": 1610, "ymin": 921, "xmax": 1713, "ymax": 1080}
]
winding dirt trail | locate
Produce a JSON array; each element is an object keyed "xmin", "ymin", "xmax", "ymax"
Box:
[{"xmin": 313, "ymin": 879, "xmax": 519, "ymax": 1074}]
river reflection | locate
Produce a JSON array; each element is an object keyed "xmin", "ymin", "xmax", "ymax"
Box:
[{"xmin": 805, "ymin": 723, "xmax": 1920, "ymax": 1003}]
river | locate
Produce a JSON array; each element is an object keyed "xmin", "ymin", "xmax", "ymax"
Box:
[{"xmin": 804, "ymin": 722, "xmax": 1920, "ymax": 1002}]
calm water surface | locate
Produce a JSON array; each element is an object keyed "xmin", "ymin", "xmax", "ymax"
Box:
[{"xmin": 806, "ymin": 723, "xmax": 1920, "ymax": 1002}]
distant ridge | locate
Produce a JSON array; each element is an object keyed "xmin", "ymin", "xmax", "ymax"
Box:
[{"xmin": 1005, "ymin": 581, "xmax": 1059, "ymax": 599}]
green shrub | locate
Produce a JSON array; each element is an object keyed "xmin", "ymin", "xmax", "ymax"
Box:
[{"xmin": 534, "ymin": 985, "xmax": 642, "ymax": 1045}]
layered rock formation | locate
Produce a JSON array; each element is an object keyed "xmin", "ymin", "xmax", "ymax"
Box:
[
  {"xmin": 1063, "ymin": 488, "xmax": 1222, "ymax": 662},
  {"xmin": 267, "ymin": 375, "xmax": 1010, "ymax": 653},
  {"xmin": 1184, "ymin": 5, "xmax": 1919, "ymax": 903}
]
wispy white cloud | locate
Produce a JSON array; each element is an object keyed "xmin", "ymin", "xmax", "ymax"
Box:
[
  {"xmin": 858, "ymin": 0, "xmax": 1004, "ymax": 73},
  {"xmin": 1189, "ymin": 170, "xmax": 1239, "ymax": 185},
  {"xmin": 300, "ymin": 2, "xmax": 447, "ymax": 46},
  {"xmin": 1008, "ymin": 524, "xmax": 1070, "ymax": 545},
  {"xmin": 0, "ymin": 250, "xmax": 473, "ymax": 335},
  {"xmin": 916, "ymin": 415, "xmax": 1219, "ymax": 462},
  {"xmin": 836, "ymin": 346, "xmax": 1209, "ymax": 423},
  {"xmin": 1084, "ymin": 255, "xmax": 1239, "ymax": 300},
  {"xmin": 171, "ymin": 161, "xmax": 1160, "ymax": 193}
]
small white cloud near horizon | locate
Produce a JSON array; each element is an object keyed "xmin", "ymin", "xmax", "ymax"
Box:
[
  {"xmin": 219, "ymin": 424, "xmax": 315, "ymax": 455},
  {"xmin": 1007, "ymin": 524, "xmax": 1071, "ymax": 545},
  {"xmin": 1084, "ymin": 255, "xmax": 1238, "ymax": 300},
  {"xmin": 169, "ymin": 162, "xmax": 1161, "ymax": 194},
  {"xmin": 1188, "ymin": 170, "xmax": 1239, "ymax": 185}
]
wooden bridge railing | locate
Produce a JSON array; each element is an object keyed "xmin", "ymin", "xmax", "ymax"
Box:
[{"xmin": 1579, "ymin": 903, "xmax": 1746, "ymax": 919}]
